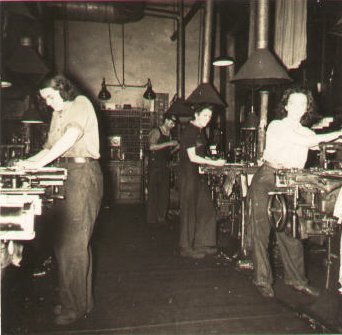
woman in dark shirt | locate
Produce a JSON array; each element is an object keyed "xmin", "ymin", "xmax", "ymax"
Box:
[{"xmin": 179, "ymin": 105, "xmax": 225, "ymax": 258}]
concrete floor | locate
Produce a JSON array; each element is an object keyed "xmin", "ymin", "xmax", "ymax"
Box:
[{"xmin": 2, "ymin": 204, "xmax": 342, "ymax": 334}]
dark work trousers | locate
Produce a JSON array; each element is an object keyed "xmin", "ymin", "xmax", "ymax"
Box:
[
  {"xmin": 53, "ymin": 160, "xmax": 103, "ymax": 316},
  {"xmin": 179, "ymin": 165, "xmax": 217, "ymax": 250},
  {"xmin": 147, "ymin": 162, "xmax": 170, "ymax": 224},
  {"xmin": 248, "ymin": 164, "xmax": 308, "ymax": 288}
]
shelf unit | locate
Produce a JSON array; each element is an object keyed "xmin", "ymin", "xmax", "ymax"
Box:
[
  {"xmin": 102, "ymin": 97, "xmax": 169, "ymax": 204},
  {"xmin": 103, "ymin": 108, "xmax": 158, "ymax": 160}
]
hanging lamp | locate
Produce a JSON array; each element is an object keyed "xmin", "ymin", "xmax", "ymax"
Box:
[
  {"xmin": 186, "ymin": 83, "xmax": 226, "ymax": 107},
  {"xmin": 98, "ymin": 78, "xmax": 111, "ymax": 100},
  {"xmin": 213, "ymin": 56, "xmax": 235, "ymax": 67},
  {"xmin": 143, "ymin": 78, "xmax": 156, "ymax": 100},
  {"xmin": 22, "ymin": 97, "xmax": 43, "ymax": 124}
]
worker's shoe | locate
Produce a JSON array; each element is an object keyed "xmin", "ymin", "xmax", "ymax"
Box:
[
  {"xmin": 289, "ymin": 284, "xmax": 320, "ymax": 297},
  {"xmin": 256, "ymin": 284, "xmax": 274, "ymax": 298}
]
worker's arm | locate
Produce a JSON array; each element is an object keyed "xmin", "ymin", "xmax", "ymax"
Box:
[
  {"xmin": 149, "ymin": 128, "xmax": 178, "ymax": 151},
  {"xmin": 15, "ymin": 127, "xmax": 81, "ymax": 169},
  {"xmin": 187, "ymin": 147, "xmax": 225, "ymax": 167}
]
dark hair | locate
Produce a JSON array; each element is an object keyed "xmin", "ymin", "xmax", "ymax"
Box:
[
  {"xmin": 191, "ymin": 103, "xmax": 214, "ymax": 119},
  {"xmin": 274, "ymin": 86, "xmax": 320, "ymax": 126},
  {"xmin": 40, "ymin": 74, "xmax": 79, "ymax": 101},
  {"xmin": 163, "ymin": 113, "xmax": 177, "ymax": 122}
]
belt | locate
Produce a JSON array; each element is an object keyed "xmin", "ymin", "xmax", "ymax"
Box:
[{"xmin": 56, "ymin": 157, "xmax": 96, "ymax": 164}]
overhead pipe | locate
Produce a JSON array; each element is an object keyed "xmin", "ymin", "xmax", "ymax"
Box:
[
  {"xmin": 233, "ymin": 0, "xmax": 291, "ymax": 160},
  {"xmin": 144, "ymin": 12, "xmax": 177, "ymax": 20},
  {"xmin": 202, "ymin": 0, "xmax": 214, "ymax": 83},
  {"xmin": 45, "ymin": 2, "xmax": 144, "ymax": 24},
  {"xmin": 171, "ymin": 2, "xmax": 202, "ymax": 41},
  {"xmin": 45, "ymin": 1, "xmax": 188, "ymax": 105},
  {"xmin": 256, "ymin": 0, "xmax": 269, "ymax": 49},
  {"xmin": 144, "ymin": 5, "xmax": 178, "ymax": 16},
  {"xmin": 177, "ymin": 0, "xmax": 185, "ymax": 99},
  {"xmin": 248, "ymin": 0, "xmax": 256, "ymax": 55},
  {"xmin": 186, "ymin": 0, "xmax": 226, "ymax": 107},
  {"xmin": 256, "ymin": 0, "xmax": 270, "ymax": 159},
  {"xmin": 145, "ymin": 1, "xmax": 185, "ymax": 100}
]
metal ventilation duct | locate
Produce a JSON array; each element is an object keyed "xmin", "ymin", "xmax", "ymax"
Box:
[
  {"xmin": 45, "ymin": 2, "xmax": 145, "ymax": 24},
  {"xmin": 186, "ymin": 0, "xmax": 226, "ymax": 107}
]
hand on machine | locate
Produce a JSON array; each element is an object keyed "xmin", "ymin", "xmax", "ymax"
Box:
[{"xmin": 13, "ymin": 159, "xmax": 44, "ymax": 171}]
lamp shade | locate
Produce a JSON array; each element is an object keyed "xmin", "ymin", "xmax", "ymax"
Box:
[
  {"xmin": 22, "ymin": 99, "xmax": 43, "ymax": 124},
  {"xmin": 241, "ymin": 108, "xmax": 259, "ymax": 130},
  {"xmin": 186, "ymin": 83, "xmax": 226, "ymax": 107},
  {"xmin": 165, "ymin": 97, "xmax": 193, "ymax": 117},
  {"xmin": 143, "ymin": 78, "xmax": 156, "ymax": 100},
  {"xmin": 213, "ymin": 56, "xmax": 234, "ymax": 67},
  {"xmin": 231, "ymin": 48, "xmax": 292, "ymax": 86},
  {"xmin": 0, "ymin": 74, "xmax": 12, "ymax": 88},
  {"xmin": 98, "ymin": 78, "xmax": 111, "ymax": 100}
]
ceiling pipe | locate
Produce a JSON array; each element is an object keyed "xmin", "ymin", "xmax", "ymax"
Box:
[
  {"xmin": 248, "ymin": 0, "xmax": 256, "ymax": 55},
  {"xmin": 45, "ymin": 1, "xmax": 187, "ymax": 107},
  {"xmin": 144, "ymin": 5, "xmax": 178, "ymax": 16},
  {"xmin": 144, "ymin": 2, "xmax": 185, "ymax": 100},
  {"xmin": 202, "ymin": 0, "xmax": 214, "ymax": 83},
  {"xmin": 232, "ymin": 0, "xmax": 291, "ymax": 160},
  {"xmin": 186, "ymin": 0, "xmax": 226, "ymax": 107},
  {"xmin": 45, "ymin": 2, "xmax": 145, "ymax": 24},
  {"xmin": 171, "ymin": 2, "xmax": 202, "ymax": 41},
  {"xmin": 177, "ymin": 0, "xmax": 185, "ymax": 99},
  {"xmin": 257, "ymin": 0, "xmax": 268, "ymax": 49},
  {"xmin": 256, "ymin": 0, "xmax": 269, "ymax": 159},
  {"xmin": 144, "ymin": 12, "xmax": 177, "ymax": 20}
]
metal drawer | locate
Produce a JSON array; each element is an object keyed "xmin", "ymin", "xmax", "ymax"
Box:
[
  {"xmin": 118, "ymin": 191, "xmax": 141, "ymax": 200},
  {"xmin": 120, "ymin": 175, "xmax": 141, "ymax": 183},
  {"xmin": 120, "ymin": 165, "xmax": 141, "ymax": 175},
  {"xmin": 120, "ymin": 183, "xmax": 141, "ymax": 192}
]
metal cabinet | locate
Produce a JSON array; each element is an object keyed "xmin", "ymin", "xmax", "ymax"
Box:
[{"xmin": 107, "ymin": 160, "xmax": 144, "ymax": 204}]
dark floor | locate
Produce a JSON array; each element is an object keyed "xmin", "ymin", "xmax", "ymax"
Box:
[{"xmin": 2, "ymin": 204, "xmax": 342, "ymax": 334}]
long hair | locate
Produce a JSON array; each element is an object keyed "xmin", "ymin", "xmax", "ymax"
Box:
[
  {"xmin": 40, "ymin": 74, "xmax": 79, "ymax": 101},
  {"xmin": 274, "ymin": 86, "xmax": 320, "ymax": 127}
]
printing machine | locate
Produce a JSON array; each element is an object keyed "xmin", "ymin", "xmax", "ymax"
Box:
[{"xmin": 0, "ymin": 167, "xmax": 67, "ymax": 269}]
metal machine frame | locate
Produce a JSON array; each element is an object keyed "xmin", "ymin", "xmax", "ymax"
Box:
[{"xmin": 267, "ymin": 154, "xmax": 342, "ymax": 289}]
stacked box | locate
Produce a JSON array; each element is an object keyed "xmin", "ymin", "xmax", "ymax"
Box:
[{"xmin": 154, "ymin": 93, "xmax": 169, "ymax": 126}]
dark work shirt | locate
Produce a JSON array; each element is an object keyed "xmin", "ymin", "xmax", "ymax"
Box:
[{"xmin": 180, "ymin": 122, "xmax": 208, "ymax": 166}]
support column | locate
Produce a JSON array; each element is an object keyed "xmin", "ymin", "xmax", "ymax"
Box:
[
  {"xmin": 256, "ymin": 0, "xmax": 269, "ymax": 160},
  {"xmin": 257, "ymin": 90, "xmax": 269, "ymax": 159}
]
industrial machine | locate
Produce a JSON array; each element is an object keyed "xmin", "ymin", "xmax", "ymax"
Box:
[
  {"xmin": 267, "ymin": 141, "xmax": 342, "ymax": 288},
  {"xmin": 0, "ymin": 167, "xmax": 67, "ymax": 269},
  {"xmin": 200, "ymin": 140, "xmax": 342, "ymax": 286},
  {"xmin": 267, "ymin": 168, "xmax": 342, "ymax": 239},
  {"xmin": 199, "ymin": 163, "xmax": 258, "ymax": 256}
]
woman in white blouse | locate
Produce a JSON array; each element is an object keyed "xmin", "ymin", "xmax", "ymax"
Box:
[{"xmin": 249, "ymin": 86, "xmax": 342, "ymax": 298}]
